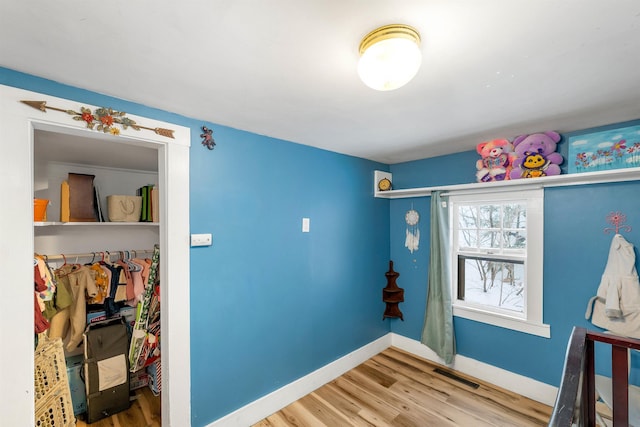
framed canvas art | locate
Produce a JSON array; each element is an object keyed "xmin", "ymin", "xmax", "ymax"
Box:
[{"xmin": 568, "ymin": 122, "xmax": 640, "ymax": 173}]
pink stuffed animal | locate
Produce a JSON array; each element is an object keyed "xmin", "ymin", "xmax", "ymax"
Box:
[
  {"xmin": 476, "ymin": 139, "xmax": 515, "ymax": 182},
  {"xmin": 510, "ymin": 131, "xmax": 563, "ymax": 179}
]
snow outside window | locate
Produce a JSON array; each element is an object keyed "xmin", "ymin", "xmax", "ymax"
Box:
[{"xmin": 449, "ymin": 188, "xmax": 550, "ymax": 338}]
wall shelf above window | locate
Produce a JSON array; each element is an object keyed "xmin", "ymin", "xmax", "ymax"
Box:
[{"xmin": 374, "ymin": 166, "xmax": 640, "ymax": 199}]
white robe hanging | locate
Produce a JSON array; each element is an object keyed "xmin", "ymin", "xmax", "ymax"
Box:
[{"xmin": 585, "ymin": 234, "xmax": 640, "ymax": 338}]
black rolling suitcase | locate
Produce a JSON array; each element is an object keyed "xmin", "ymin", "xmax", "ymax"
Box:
[{"xmin": 83, "ymin": 317, "xmax": 130, "ymax": 423}]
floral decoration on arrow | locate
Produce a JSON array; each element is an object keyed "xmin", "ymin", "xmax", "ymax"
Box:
[{"xmin": 21, "ymin": 100, "xmax": 175, "ymax": 139}]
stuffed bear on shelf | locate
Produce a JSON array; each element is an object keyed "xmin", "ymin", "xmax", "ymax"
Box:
[
  {"xmin": 475, "ymin": 138, "xmax": 516, "ymax": 182},
  {"xmin": 510, "ymin": 131, "xmax": 563, "ymax": 179}
]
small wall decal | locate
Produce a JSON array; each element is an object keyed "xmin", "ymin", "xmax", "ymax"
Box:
[
  {"xmin": 604, "ymin": 211, "xmax": 632, "ymax": 234},
  {"xmin": 201, "ymin": 126, "xmax": 216, "ymax": 150}
]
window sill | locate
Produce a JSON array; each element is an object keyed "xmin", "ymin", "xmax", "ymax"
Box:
[{"xmin": 453, "ymin": 305, "xmax": 550, "ymax": 338}]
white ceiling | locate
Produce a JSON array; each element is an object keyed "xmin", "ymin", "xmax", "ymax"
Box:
[{"xmin": 2, "ymin": 1, "xmax": 640, "ymax": 164}]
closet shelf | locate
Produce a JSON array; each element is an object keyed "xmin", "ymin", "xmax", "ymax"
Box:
[
  {"xmin": 34, "ymin": 222, "xmax": 159, "ymax": 227},
  {"xmin": 374, "ymin": 166, "xmax": 640, "ymax": 199}
]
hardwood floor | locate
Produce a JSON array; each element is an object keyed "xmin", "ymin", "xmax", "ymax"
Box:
[
  {"xmin": 71, "ymin": 347, "xmax": 552, "ymax": 426},
  {"xmin": 74, "ymin": 387, "xmax": 160, "ymax": 427},
  {"xmin": 253, "ymin": 347, "xmax": 552, "ymax": 426}
]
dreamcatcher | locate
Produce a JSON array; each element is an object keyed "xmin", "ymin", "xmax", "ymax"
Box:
[{"xmin": 405, "ymin": 205, "xmax": 420, "ymax": 253}]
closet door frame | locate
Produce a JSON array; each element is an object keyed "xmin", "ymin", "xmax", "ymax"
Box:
[{"xmin": 0, "ymin": 84, "xmax": 191, "ymax": 427}]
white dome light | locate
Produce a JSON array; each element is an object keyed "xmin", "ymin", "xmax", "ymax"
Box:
[{"xmin": 358, "ymin": 24, "xmax": 422, "ymax": 91}]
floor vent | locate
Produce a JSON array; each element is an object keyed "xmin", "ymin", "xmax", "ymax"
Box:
[{"xmin": 433, "ymin": 368, "xmax": 480, "ymax": 389}]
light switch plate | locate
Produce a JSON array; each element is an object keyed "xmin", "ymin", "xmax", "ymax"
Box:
[
  {"xmin": 191, "ymin": 233, "xmax": 212, "ymax": 246},
  {"xmin": 302, "ymin": 218, "xmax": 310, "ymax": 232}
]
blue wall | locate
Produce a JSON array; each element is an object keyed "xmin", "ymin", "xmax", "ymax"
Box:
[
  {"xmin": 0, "ymin": 67, "xmax": 391, "ymax": 426},
  {"xmin": 388, "ymin": 143, "xmax": 640, "ymax": 387},
  {"xmin": 189, "ymin": 125, "xmax": 392, "ymax": 423}
]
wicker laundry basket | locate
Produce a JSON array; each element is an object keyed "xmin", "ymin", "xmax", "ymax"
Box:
[{"xmin": 34, "ymin": 336, "xmax": 76, "ymax": 427}]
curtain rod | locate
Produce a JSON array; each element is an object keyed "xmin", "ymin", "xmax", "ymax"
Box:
[
  {"xmin": 36, "ymin": 248, "xmax": 155, "ymax": 262},
  {"xmin": 440, "ymin": 185, "xmax": 543, "ymax": 197}
]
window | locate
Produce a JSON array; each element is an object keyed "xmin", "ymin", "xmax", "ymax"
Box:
[{"xmin": 449, "ymin": 189, "xmax": 550, "ymax": 338}]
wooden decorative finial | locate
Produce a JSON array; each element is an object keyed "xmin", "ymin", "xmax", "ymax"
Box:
[{"xmin": 382, "ymin": 260, "xmax": 404, "ymax": 321}]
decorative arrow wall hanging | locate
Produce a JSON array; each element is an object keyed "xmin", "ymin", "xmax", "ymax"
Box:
[{"xmin": 21, "ymin": 100, "xmax": 175, "ymax": 139}]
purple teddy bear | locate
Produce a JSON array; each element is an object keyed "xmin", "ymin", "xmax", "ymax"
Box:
[{"xmin": 510, "ymin": 131, "xmax": 563, "ymax": 179}]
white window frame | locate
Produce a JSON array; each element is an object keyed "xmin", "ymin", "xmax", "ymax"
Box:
[{"xmin": 449, "ymin": 188, "xmax": 550, "ymax": 338}]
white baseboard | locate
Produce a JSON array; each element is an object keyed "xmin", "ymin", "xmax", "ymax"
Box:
[
  {"xmin": 206, "ymin": 332, "xmax": 558, "ymax": 426},
  {"xmin": 390, "ymin": 333, "xmax": 558, "ymax": 406},
  {"xmin": 205, "ymin": 334, "xmax": 392, "ymax": 427}
]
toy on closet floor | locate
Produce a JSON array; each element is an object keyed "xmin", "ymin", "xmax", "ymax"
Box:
[
  {"xmin": 475, "ymin": 138, "xmax": 516, "ymax": 182},
  {"xmin": 510, "ymin": 131, "xmax": 563, "ymax": 179}
]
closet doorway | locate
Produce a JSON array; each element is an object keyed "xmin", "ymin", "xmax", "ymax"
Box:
[{"xmin": 0, "ymin": 84, "xmax": 191, "ymax": 426}]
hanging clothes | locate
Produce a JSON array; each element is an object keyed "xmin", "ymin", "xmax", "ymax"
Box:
[
  {"xmin": 34, "ymin": 258, "xmax": 48, "ymax": 334},
  {"xmin": 42, "ymin": 275, "xmax": 73, "ymax": 321},
  {"xmin": 126, "ymin": 259, "xmax": 145, "ymax": 307},
  {"xmin": 113, "ymin": 264, "xmax": 129, "ymax": 303},
  {"xmin": 585, "ymin": 234, "xmax": 640, "ymax": 338},
  {"xmin": 34, "ymin": 263, "xmax": 47, "ymax": 293},
  {"xmin": 34, "ymin": 256, "xmax": 56, "ymax": 301},
  {"xmin": 49, "ymin": 264, "xmax": 98, "ymax": 352},
  {"xmin": 96, "ymin": 262, "xmax": 123, "ymax": 317},
  {"xmin": 34, "ymin": 249, "xmax": 156, "ymax": 345},
  {"xmin": 116, "ymin": 259, "xmax": 135, "ymax": 301},
  {"xmin": 34, "ymin": 293, "xmax": 49, "ymax": 334},
  {"xmin": 132, "ymin": 257, "xmax": 152, "ymax": 304},
  {"xmin": 34, "ymin": 256, "xmax": 63, "ymax": 334},
  {"xmin": 86, "ymin": 263, "xmax": 109, "ymax": 305}
]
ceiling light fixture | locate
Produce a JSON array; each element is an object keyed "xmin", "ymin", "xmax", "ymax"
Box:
[{"xmin": 357, "ymin": 24, "xmax": 422, "ymax": 91}]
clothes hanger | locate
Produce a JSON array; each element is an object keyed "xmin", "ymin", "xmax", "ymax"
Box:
[
  {"xmin": 125, "ymin": 250, "xmax": 142, "ymax": 272},
  {"xmin": 87, "ymin": 252, "xmax": 96, "ymax": 265},
  {"xmin": 54, "ymin": 253, "xmax": 78, "ymax": 278},
  {"xmin": 99, "ymin": 251, "xmax": 106, "ymax": 264},
  {"xmin": 41, "ymin": 254, "xmax": 56, "ymax": 275}
]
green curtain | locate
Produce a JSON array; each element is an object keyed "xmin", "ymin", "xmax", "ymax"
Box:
[{"xmin": 421, "ymin": 191, "xmax": 456, "ymax": 364}]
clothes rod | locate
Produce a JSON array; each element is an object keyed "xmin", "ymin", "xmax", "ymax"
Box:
[{"xmin": 37, "ymin": 248, "xmax": 155, "ymax": 262}]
